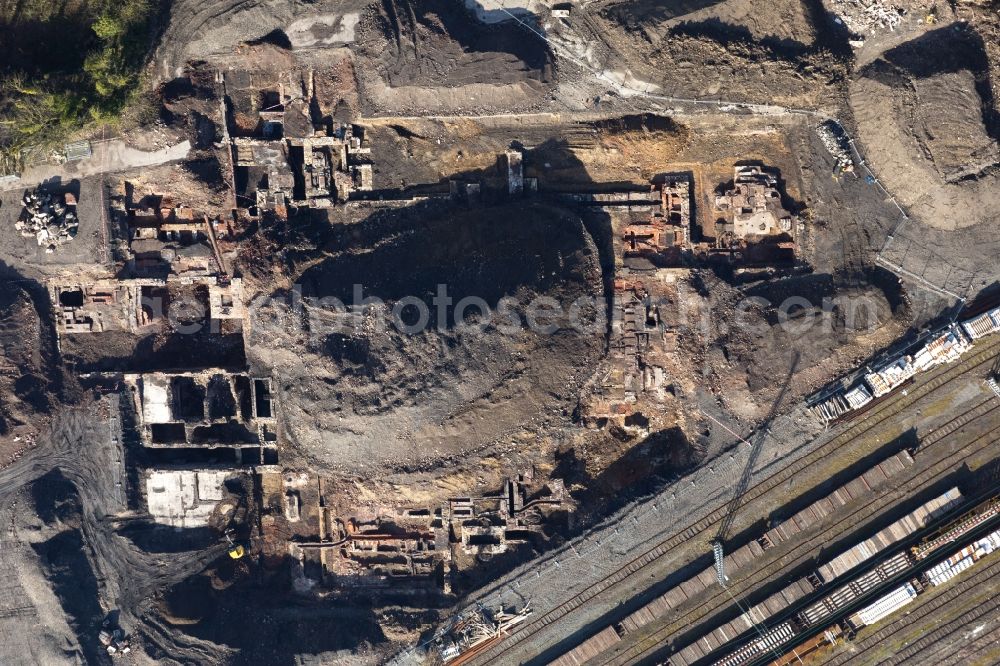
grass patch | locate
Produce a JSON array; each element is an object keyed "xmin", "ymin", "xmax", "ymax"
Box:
[{"xmin": 0, "ymin": 0, "xmax": 161, "ymax": 170}]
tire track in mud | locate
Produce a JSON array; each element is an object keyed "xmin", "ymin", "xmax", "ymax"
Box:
[{"xmin": 0, "ymin": 399, "xmax": 232, "ymax": 662}]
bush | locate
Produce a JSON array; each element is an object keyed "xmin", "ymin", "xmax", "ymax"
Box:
[{"xmin": 0, "ymin": 0, "xmax": 157, "ymax": 168}]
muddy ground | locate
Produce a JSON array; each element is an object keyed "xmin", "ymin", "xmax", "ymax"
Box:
[
  {"xmin": 0, "ymin": 397, "xmax": 240, "ymax": 665},
  {"xmin": 248, "ymin": 199, "xmax": 603, "ymax": 473},
  {"xmin": 0, "ymin": 0, "xmax": 998, "ymax": 663}
]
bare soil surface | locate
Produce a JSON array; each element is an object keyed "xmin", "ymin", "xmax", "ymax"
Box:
[
  {"xmin": 579, "ymin": 0, "xmax": 848, "ymax": 111},
  {"xmin": 849, "ymin": 23, "xmax": 1000, "ymax": 231},
  {"xmin": 595, "ymin": 0, "xmax": 821, "ymax": 50},
  {"xmin": 247, "ymin": 200, "xmax": 603, "ymax": 474},
  {"xmin": 0, "ymin": 397, "xmax": 240, "ymax": 665},
  {"xmin": 1, "ymin": 0, "xmax": 1000, "ymax": 663},
  {"xmin": 0, "ymin": 178, "xmax": 108, "ymax": 278},
  {"xmin": 353, "ymin": 0, "xmax": 556, "ymax": 115},
  {"xmin": 153, "ymin": 0, "xmax": 370, "ymax": 80},
  {"xmin": 357, "ymin": 0, "xmax": 553, "ymax": 89}
]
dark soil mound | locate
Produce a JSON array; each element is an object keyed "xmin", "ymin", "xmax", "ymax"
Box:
[
  {"xmin": 359, "ymin": 0, "xmax": 553, "ymax": 88},
  {"xmin": 252, "ymin": 202, "xmax": 604, "ymax": 473}
]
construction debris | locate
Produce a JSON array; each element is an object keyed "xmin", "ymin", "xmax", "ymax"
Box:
[
  {"xmin": 272, "ymin": 471, "xmax": 568, "ymax": 594},
  {"xmin": 809, "ymin": 317, "xmax": 984, "ymax": 424},
  {"xmin": 435, "ymin": 603, "xmax": 532, "ymax": 663},
  {"xmin": 111, "ymin": 192, "xmax": 232, "ymax": 278},
  {"xmin": 98, "ymin": 616, "xmax": 131, "ymax": 656},
  {"xmin": 124, "ymin": 370, "xmax": 276, "ymax": 454},
  {"xmin": 715, "ymin": 166, "xmax": 795, "ymax": 239},
  {"xmin": 16, "ymin": 188, "xmax": 79, "ymax": 252},
  {"xmin": 226, "ymin": 71, "xmax": 374, "ymax": 215},
  {"xmin": 817, "ymin": 120, "xmax": 856, "ymax": 175},
  {"xmin": 832, "ymin": 0, "xmax": 905, "ymax": 38}
]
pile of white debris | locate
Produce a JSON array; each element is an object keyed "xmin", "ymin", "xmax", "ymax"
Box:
[
  {"xmin": 832, "ymin": 0, "xmax": 905, "ymax": 42},
  {"xmin": 817, "ymin": 121, "xmax": 856, "ymax": 174},
  {"xmin": 17, "ymin": 188, "xmax": 79, "ymax": 252}
]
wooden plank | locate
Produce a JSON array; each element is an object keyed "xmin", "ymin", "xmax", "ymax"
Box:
[
  {"xmin": 591, "ymin": 626, "xmax": 621, "ymax": 651},
  {"xmin": 778, "ymin": 521, "xmax": 800, "ymax": 539},
  {"xmin": 732, "ymin": 544, "xmax": 754, "ymax": 568},
  {"xmin": 795, "ymin": 506, "xmax": 818, "ymax": 531},
  {"xmin": 762, "ymin": 593, "xmax": 786, "ymax": 616},
  {"xmin": 736, "ymin": 611, "xmax": 758, "ymax": 631},
  {"xmin": 663, "ymin": 586, "xmax": 689, "ymax": 607},
  {"xmin": 809, "ymin": 498, "xmax": 831, "ymax": 520},
  {"xmin": 647, "ymin": 595, "xmax": 670, "ymax": 617},
  {"xmin": 623, "ymin": 607, "xmax": 652, "ymax": 632},
  {"xmin": 697, "ymin": 566, "xmax": 718, "ymax": 588},
  {"xmin": 782, "ymin": 582, "xmax": 808, "ymax": 604},
  {"xmin": 556, "ymin": 625, "xmax": 621, "ymax": 666},
  {"xmin": 844, "ymin": 478, "xmax": 869, "ymax": 501},
  {"xmin": 861, "ymin": 465, "xmax": 887, "ymax": 488},
  {"xmin": 680, "ymin": 575, "xmax": 706, "ymax": 598},
  {"xmin": 880, "ymin": 454, "xmax": 905, "ymax": 475}
]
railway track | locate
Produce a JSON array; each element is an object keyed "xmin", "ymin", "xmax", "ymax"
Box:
[
  {"xmin": 909, "ymin": 617, "xmax": 1000, "ymax": 666},
  {"xmin": 918, "ymin": 395, "xmax": 1000, "ymax": 446},
  {"xmin": 937, "ymin": 620, "xmax": 1000, "ymax": 666},
  {"xmin": 599, "ymin": 400, "xmax": 1000, "ymax": 666},
  {"xmin": 464, "ymin": 337, "xmax": 1000, "ymax": 665},
  {"xmin": 818, "ymin": 551, "xmax": 1000, "ymax": 666}
]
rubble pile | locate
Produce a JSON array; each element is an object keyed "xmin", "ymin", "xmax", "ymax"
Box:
[
  {"xmin": 16, "ymin": 188, "xmax": 79, "ymax": 252},
  {"xmin": 817, "ymin": 120, "xmax": 856, "ymax": 174},
  {"xmin": 833, "ymin": 0, "xmax": 905, "ymax": 40},
  {"xmin": 99, "ymin": 618, "xmax": 131, "ymax": 656}
]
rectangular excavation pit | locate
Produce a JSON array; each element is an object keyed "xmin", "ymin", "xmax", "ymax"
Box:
[
  {"xmin": 253, "ymin": 378, "xmax": 273, "ymax": 418},
  {"xmin": 260, "ymin": 425, "xmax": 277, "ymax": 443},
  {"xmin": 466, "ymin": 533, "xmax": 502, "ymax": 547},
  {"xmin": 58, "ymin": 288, "xmax": 84, "ymax": 307},
  {"xmin": 140, "ymin": 286, "xmax": 170, "ymax": 324},
  {"xmin": 128, "ymin": 371, "xmax": 278, "ymax": 453},
  {"xmin": 168, "ymin": 283, "xmax": 211, "ymax": 328},
  {"xmin": 234, "ymin": 375, "xmax": 254, "ymax": 421},
  {"xmin": 207, "ymin": 374, "xmax": 237, "ymax": 420},
  {"xmin": 170, "ymin": 376, "xmax": 206, "ymax": 422},
  {"xmin": 504, "ymin": 529, "xmax": 537, "ymax": 541},
  {"xmin": 190, "ymin": 423, "xmax": 259, "ymax": 444},
  {"xmin": 141, "ymin": 446, "xmax": 275, "ymax": 466},
  {"xmin": 150, "ymin": 422, "xmax": 188, "ymax": 444}
]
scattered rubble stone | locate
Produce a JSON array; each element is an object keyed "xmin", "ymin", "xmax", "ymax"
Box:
[
  {"xmin": 16, "ymin": 188, "xmax": 79, "ymax": 252},
  {"xmin": 817, "ymin": 120, "xmax": 856, "ymax": 175}
]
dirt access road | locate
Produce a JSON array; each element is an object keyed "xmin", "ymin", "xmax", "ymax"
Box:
[{"xmin": 1, "ymin": 140, "xmax": 191, "ymax": 193}]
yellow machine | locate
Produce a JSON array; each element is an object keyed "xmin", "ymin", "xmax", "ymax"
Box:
[{"xmin": 224, "ymin": 529, "xmax": 246, "ymax": 559}]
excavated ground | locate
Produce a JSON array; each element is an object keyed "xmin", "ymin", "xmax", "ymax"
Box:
[
  {"xmin": 356, "ymin": 0, "xmax": 553, "ymax": 89},
  {"xmin": 0, "ymin": 266, "xmax": 78, "ymax": 468},
  {"xmin": 596, "ymin": 0, "xmax": 820, "ymax": 45},
  {"xmin": 1, "ymin": 0, "xmax": 999, "ymax": 664},
  {"xmin": 580, "ymin": 0, "xmax": 848, "ymax": 110},
  {"xmin": 849, "ymin": 24, "xmax": 1000, "ymax": 231},
  {"xmin": 0, "ymin": 396, "xmax": 245, "ymax": 665},
  {"xmin": 352, "ymin": 0, "xmax": 557, "ymax": 115},
  {"xmin": 247, "ymin": 200, "xmax": 604, "ymax": 474}
]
